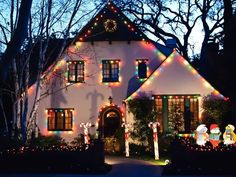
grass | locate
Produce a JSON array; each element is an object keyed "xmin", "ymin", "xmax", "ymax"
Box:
[{"xmin": 129, "ymin": 154, "xmax": 170, "ymax": 166}]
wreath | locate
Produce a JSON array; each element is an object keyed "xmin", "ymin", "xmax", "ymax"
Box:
[{"xmin": 104, "ymin": 19, "xmax": 117, "ymax": 33}]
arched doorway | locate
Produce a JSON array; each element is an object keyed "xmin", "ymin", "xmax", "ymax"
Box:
[{"xmin": 98, "ymin": 105, "xmax": 122, "ymax": 139}]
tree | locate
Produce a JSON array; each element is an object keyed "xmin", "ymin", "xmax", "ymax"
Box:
[
  {"xmin": 127, "ymin": 95, "xmax": 157, "ymax": 151},
  {"xmin": 99, "ymin": 0, "xmax": 225, "ymax": 62},
  {"xmin": 222, "ymin": 0, "xmax": 236, "ymax": 121},
  {"xmin": 0, "ymin": 0, "xmax": 100, "ymax": 141},
  {"xmin": 0, "ymin": 0, "xmax": 33, "ymax": 82},
  {"xmin": 203, "ymin": 0, "xmax": 236, "ymax": 122},
  {"xmin": 201, "ymin": 94, "xmax": 230, "ymax": 128}
]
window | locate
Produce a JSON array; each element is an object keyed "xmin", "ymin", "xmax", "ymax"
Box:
[
  {"xmin": 102, "ymin": 60, "xmax": 120, "ymax": 82},
  {"xmin": 168, "ymin": 97, "xmax": 185, "ymax": 132},
  {"xmin": 155, "ymin": 98, "xmax": 163, "ymax": 132},
  {"xmin": 136, "ymin": 59, "xmax": 148, "ymax": 79},
  {"xmin": 47, "ymin": 108, "xmax": 73, "ymax": 131},
  {"xmin": 67, "ymin": 61, "xmax": 84, "ymax": 83},
  {"xmin": 154, "ymin": 95, "xmax": 200, "ymax": 133}
]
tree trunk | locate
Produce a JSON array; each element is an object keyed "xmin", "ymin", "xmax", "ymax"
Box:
[
  {"xmin": 0, "ymin": 98, "xmax": 9, "ymax": 134},
  {"xmin": 12, "ymin": 58, "xmax": 21, "ymax": 133},
  {"xmin": 0, "ymin": 0, "xmax": 32, "ymax": 82}
]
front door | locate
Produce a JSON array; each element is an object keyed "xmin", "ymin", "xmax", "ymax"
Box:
[
  {"xmin": 98, "ymin": 106, "xmax": 122, "ymax": 153},
  {"xmin": 103, "ymin": 109, "xmax": 121, "ymax": 137}
]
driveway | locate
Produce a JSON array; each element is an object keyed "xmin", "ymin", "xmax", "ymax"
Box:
[
  {"xmin": 0, "ymin": 155, "xmax": 163, "ymax": 177},
  {"xmin": 105, "ymin": 155, "xmax": 163, "ymax": 176}
]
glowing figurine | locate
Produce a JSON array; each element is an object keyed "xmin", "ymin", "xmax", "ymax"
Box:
[
  {"xmin": 80, "ymin": 122, "xmax": 92, "ymax": 145},
  {"xmin": 209, "ymin": 124, "xmax": 221, "ymax": 148},
  {"xmin": 148, "ymin": 122, "xmax": 160, "ymax": 160},
  {"xmin": 195, "ymin": 124, "xmax": 209, "ymax": 146},
  {"xmin": 223, "ymin": 124, "xmax": 236, "ymax": 145},
  {"xmin": 122, "ymin": 122, "xmax": 132, "ymax": 157}
]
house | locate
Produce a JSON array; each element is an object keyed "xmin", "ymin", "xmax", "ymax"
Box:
[{"xmin": 27, "ymin": 1, "xmax": 224, "ymax": 142}]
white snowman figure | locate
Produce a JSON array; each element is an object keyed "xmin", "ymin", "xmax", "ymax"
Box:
[{"xmin": 195, "ymin": 124, "xmax": 209, "ymax": 146}]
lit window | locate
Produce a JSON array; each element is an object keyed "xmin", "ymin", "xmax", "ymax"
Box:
[
  {"xmin": 47, "ymin": 108, "xmax": 73, "ymax": 131},
  {"xmin": 102, "ymin": 60, "xmax": 120, "ymax": 82},
  {"xmin": 136, "ymin": 59, "xmax": 148, "ymax": 79},
  {"xmin": 67, "ymin": 61, "xmax": 84, "ymax": 83}
]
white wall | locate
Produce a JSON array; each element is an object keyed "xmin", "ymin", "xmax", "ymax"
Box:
[{"xmin": 27, "ymin": 41, "xmax": 164, "ymax": 142}]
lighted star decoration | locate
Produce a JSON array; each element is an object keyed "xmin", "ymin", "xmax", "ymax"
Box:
[{"xmin": 104, "ymin": 19, "xmax": 117, "ymax": 32}]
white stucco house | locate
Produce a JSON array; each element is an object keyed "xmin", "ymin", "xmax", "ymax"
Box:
[{"xmin": 27, "ymin": 2, "xmax": 224, "ymax": 142}]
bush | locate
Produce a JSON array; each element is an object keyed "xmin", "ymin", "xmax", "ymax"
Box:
[
  {"xmin": 70, "ymin": 134, "xmax": 84, "ymax": 146},
  {"xmin": 127, "ymin": 94, "xmax": 157, "ymax": 150},
  {"xmin": 0, "ymin": 135, "xmax": 23, "ymax": 150},
  {"xmin": 202, "ymin": 94, "xmax": 230, "ymax": 127},
  {"xmin": 158, "ymin": 133, "xmax": 175, "ymax": 156},
  {"xmin": 129, "ymin": 143, "xmax": 150, "ymax": 156},
  {"xmin": 29, "ymin": 134, "xmax": 66, "ymax": 147}
]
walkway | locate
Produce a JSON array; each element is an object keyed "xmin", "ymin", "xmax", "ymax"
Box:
[
  {"xmin": 0, "ymin": 155, "xmax": 163, "ymax": 177},
  {"xmin": 105, "ymin": 155, "xmax": 163, "ymax": 176}
]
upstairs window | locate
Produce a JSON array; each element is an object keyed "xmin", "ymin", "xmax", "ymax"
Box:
[
  {"xmin": 102, "ymin": 60, "xmax": 120, "ymax": 82},
  {"xmin": 136, "ymin": 59, "xmax": 148, "ymax": 79},
  {"xmin": 67, "ymin": 61, "xmax": 84, "ymax": 83},
  {"xmin": 47, "ymin": 108, "xmax": 73, "ymax": 131}
]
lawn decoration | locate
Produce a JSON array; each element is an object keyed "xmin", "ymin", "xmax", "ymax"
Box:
[
  {"xmin": 148, "ymin": 122, "xmax": 160, "ymax": 160},
  {"xmin": 195, "ymin": 124, "xmax": 209, "ymax": 146},
  {"xmin": 122, "ymin": 122, "xmax": 132, "ymax": 157},
  {"xmin": 80, "ymin": 122, "xmax": 92, "ymax": 144},
  {"xmin": 209, "ymin": 124, "xmax": 221, "ymax": 148},
  {"xmin": 223, "ymin": 124, "xmax": 236, "ymax": 145}
]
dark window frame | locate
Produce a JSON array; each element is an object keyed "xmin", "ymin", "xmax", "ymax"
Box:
[
  {"xmin": 67, "ymin": 60, "xmax": 84, "ymax": 83},
  {"xmin": 102, "ymin": 60, "xmax": 120, "ymax": 82},
  {"xmin": 47, "ymin": 108, "xmax": 73, "ymax": 131},
  {"xmin": 136, "ymin": 59, "xmax": 148, "ymax": 79}
]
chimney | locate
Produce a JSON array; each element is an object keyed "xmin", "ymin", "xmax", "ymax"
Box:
[{"xmin": 165, "ymin": 38, "xmax": 177, "ymax": 49}]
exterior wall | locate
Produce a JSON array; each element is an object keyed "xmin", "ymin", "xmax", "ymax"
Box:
[
  {"xmin": 125, "ymin": 51, "xmax": 224, "ymax": 130},
  {"xmin": 28, "ymin": 41, "xmax": 164, "ymax": 142}
]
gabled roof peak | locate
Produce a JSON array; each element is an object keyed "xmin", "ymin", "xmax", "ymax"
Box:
[{"xmin": 74, "ymin": 0, "xmax": 148, "ymax": 43}]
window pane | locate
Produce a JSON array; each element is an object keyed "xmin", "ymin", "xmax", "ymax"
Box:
[
  {"xmin": 168, "ymin": 98, "xmax": 185, "ymax": 132},
  {"xmin": 190, "ymin": 98, "xmax": 199, "ymax": 131},
  {"xmin": 68, "ymin": 61, "xmax": 84, "ymax": 83},
  {"xmin": 68, "ymin": 63, "xmax": 76, "ymax": 82},
  {"xmin": 111, "ymin": 63, "xmax": 119, "ymax": 81},
  {"xmin": 56, "ymin": 112, "xmax": 64, "ymax": 130},
  {"xmin": 76, "ymin": 62, "xmax": 84, "ymax": 82},
  {"xmin": 48, "ymin": 110, "xmax": 55, "ymax": 130},
  {"xmin": 138, "ymin": 62, "xmax": 147, "ymax": 78},
  {"xmin": 102, "ymin": 60, "xmax": 119, "ymax": 82},
  {"xmin": 65, "ymin": 110, "xmax": 72, "ymax": 130},
  {"xmin": 155, "ymin": 98, "xmax": 163, "ymax": 132},
  {"xmin": 47, "ymin": 109, "xmax": 73, "ymax": 131}
]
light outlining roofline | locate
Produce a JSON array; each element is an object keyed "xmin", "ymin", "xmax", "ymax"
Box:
[{"xmin": 124, "ymin": 49, "xmax": 226, "ymax": 101}]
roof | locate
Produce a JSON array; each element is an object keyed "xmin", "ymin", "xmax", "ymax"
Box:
[
  {"xmin": 73, "ymin": 1, "xmax": 149, "ymax": 43},
  {"xmin": 125, "ymin": 50, "xmax": 225, "ymax": 101},
  {"xmin": 154, "ymin": 42, "xmax": 173, "ymax": 57}
]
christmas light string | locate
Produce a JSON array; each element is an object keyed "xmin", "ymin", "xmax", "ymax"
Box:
[{"xmin": 126, "ymin": 50, "xmax": 225, "ymax": 101}]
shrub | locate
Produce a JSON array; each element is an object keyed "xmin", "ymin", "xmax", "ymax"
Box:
[
  {"xmin": 70, "ymin": 133, "xmax": 84, "ymax": 146},
  {"xmin": 158, "ymin": 133, "xmax": 175, "ymax": 156},
  {"xmin": 201, "ymin": 94, "xmax": 230, "ymax": 127},
  {"xmin": 127, "ymin": 94, "xmax": 157, "ymax": 152},
  {"xmin": 0, "ymin": 135, "xmax": 23, "ymax": 150},
  {"xmin": 29, "ymin": 134, "xmax": 66, "ymax": 147}
]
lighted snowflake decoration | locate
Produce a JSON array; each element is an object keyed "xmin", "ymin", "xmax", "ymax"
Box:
[{"xmin": 104, "ymin": 19, "xmax": 117, "ymax": 32}]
